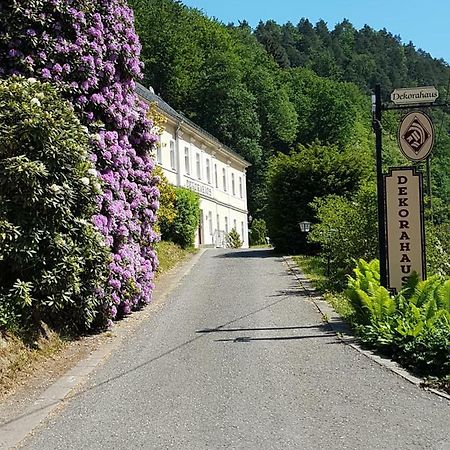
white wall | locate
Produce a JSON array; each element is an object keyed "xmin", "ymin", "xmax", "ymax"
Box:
[{"xmin": 157, "ymin": 121, "xmax": 249, "ymax": 248}]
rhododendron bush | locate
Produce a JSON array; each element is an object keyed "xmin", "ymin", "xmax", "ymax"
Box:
[
  {"xmin": 0, "ymin": 77, "xmax": 111, "ymax": 332},
  {"xmin": 0, "ymin": 0, "xmax": 160, "ymax": 319}
]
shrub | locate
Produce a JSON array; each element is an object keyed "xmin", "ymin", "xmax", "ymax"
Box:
[
  {"xmin": 426, "ymin": 223, "xmax": 450, "ymax": 277},
  {"xmin": 346, "ymin": 259, "xmax": 450, "ymax": 376},
  {"xmin": 249, "ymin": 218, "xmax": 267, "ymax": 246},
  {"xmin": 308, "ymin": 181, "xmax": 378, "ymax": 286},
  {"xmin": 0, "ymin": 77, "xmax": 111, "ymax": 333},
  {"xmin": 0, "ymin": 0, "xmax": 160, "ymax": 317},
  {"xmin": 154, "ymin": 167, "xmax": 177, "ymax": 237},
  {"xmin": 226, "ymin": 228, "xmax": 243, "ymax": 248},
  {"xmin": 266, "ymin": 143, "xmax": 371, "ymax": 253},
  {"xmin": 162, "ymin": 188, "xmax": 200, "ymax": 249}
]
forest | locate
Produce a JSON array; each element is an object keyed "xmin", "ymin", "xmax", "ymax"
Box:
[{"xmin": 130, "ymin": 0, "xmax": 449, "ymax": 263}]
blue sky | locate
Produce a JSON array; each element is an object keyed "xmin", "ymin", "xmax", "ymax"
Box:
[{"xmin": 182, "ymin": 0, "xmax": 450, "ymax": 64}]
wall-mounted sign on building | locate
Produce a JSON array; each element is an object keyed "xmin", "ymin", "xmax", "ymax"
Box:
[
  {"xmin": 397, "ymin": 111, "xmax": 434, "ymax": 162},
  {"xmin": 384, "ymin": 167, "xmax": 426, "ymax": 293},
  {"xmin": 186, "ymin": 179, "xmax": 213, "ymax": 198},
  {"xmin": 390, "ymin": 86, "xmax": 439, "ymax": 105}
]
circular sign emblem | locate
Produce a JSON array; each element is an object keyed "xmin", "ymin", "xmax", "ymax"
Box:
[{"xmin": 398, "ymin": 111, "xmax": 434, "ymax": 161}]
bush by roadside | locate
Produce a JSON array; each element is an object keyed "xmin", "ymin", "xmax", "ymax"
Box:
[
  {"xmin": 0, "ymin": 239, "xmax": 196, "ymax": 401},
  {"xmin": 159, "ymin": 188, "xmax": 200, "ymax": 249},
  {"xmin": 0, "ymin": 77, "xmax": 111, "ymax": 335},
  {"xmin": 346, "ymin": 259, "xmax": 450, "ymax": 377}
]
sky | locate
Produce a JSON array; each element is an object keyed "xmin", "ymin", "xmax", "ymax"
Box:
[{"xmin": 181, "ymin": 0, "xmax": 450, "ymax": 64}]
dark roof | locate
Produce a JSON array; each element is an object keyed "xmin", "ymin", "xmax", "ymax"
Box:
[{"xmin": 136, "ymin": 83, "xmax": 250, "ymax": 167}]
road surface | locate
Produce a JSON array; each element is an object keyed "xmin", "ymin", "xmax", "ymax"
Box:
[{"xmin": 18, "ymin": 248, "xmax": 450, "ymax": 449}]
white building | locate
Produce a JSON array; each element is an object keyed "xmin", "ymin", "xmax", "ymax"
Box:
[{"xmin": 137, "ymin": 84, "xmax": 251, "ymax": 248}]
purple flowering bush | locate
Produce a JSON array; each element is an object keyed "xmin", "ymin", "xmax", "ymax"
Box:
[{"xmin": 0, "ymin": 0, "xmax": 160, "ymax": 318}]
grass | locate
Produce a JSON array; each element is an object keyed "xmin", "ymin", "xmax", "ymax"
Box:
[
  {"xmin": 292, "ymin": 254, "xmax": 355, "ymax": 322},
  {"xmin": 0, "ymin": 326, "xmax": 66, "ymax": 397},
  {"xmin": 154, "ymin": 240, "xmax": 198, "ymax": 277}
]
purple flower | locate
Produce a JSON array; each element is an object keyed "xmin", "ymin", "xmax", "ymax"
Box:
[
  {"xmin": 109, "ymin": 278, "xmax": 121, "ymax": 290},
  {"xmin": 8, "ymin": 49, "xmax": 20, "ymax": 57},
  {"xmin": 41, "ymin": 68, "xmax": 51, "ymax": 79},
  {"xmin": 0, "ymin": 0, "xmax": 160, "ymax": 320},
  {"xmin": 53, "ymin": 63, "xmax": 63, "ymax": 74}
]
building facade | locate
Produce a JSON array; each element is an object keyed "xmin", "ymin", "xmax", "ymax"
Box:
[{"xmin": 137, "ymin": 84, "xmax": 251, "ymax": 248}]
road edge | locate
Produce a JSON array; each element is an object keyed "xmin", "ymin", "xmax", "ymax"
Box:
[
  {"xmin": 283, "ymin": 256, "xmax": 450, "ymax": 403},
  {"xmin": 0, "ymin": 248, "xmax": 207, "ymax": 450}
]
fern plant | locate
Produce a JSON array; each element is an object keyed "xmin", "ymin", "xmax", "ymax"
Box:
[
  {"xmin": 346, "ymin": 259, "xmax": 450, "ymax": 375},
  {"xmin": 346, "ymin": 259, "xmax": 396, "ymax": 326}
]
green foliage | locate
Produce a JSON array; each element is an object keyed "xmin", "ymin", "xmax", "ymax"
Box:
[
  {"xmin": 0, "ymin": 77, "xmax": 111, "ymax": 333},
  {"xmin": 281, "ymin": 68, "xmax": 371, "ymax": 149},
  {"xmin": 425, "ymin": 223, "xmax": 450, "ymax": 277},
  {"xmin": 154, "ymin": 166, "xmax": 177, "ymax": 235},
  {"xmin": 226, "ymin": 228, "xmax": 243, "ymax": 248},
  {"xmin": 161, "ymin": 187, "xmax": 200, "ymax": 249},
  {"xmin": 346, "ymin": 260, "xmax": 395, "ymax": 331},
  {"xmin": 249, "ymin": 218, "xmax": 267, "ymax": 246},
  {"xmin": 266, "ymin": 143, "xmax": 371, "ymax": 253},
  {"xmin": 255, "ymin": 19, "xmax": 450, "ymax": 98},
  {"xmin": 346, "ymin": 259, "xmax": 450, "ymax": 376},
  {"xmin": 308, "ymin": 182, "xmax": 378, "ymax": 285},
  {"xmin": 129, "ymin": 1, "xmax": 449, "ymax": 228}
]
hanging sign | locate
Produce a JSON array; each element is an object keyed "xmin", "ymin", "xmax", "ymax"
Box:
[
  {"xmin": 398, "ymin": 111, "xmax": 434, "ymax": 161},
  {"xmin": 384, "ymin": 167, "xmax": 426, "ymax": 293},
  {"xmin": 391, "ymin": 86, "xmax": 439, "ymax": 105}
]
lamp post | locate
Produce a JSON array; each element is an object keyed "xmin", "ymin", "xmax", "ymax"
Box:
[
  {"xmin": 325, "ymin": 228, "xmax": 337, "ymax": 277},
  {"xmin": 299, "ymin": 221, "xmax": 311, "ymax": 254},
  {"xmin": 299, "ymin": 221, "xmax": 311, "ymax": 233}
]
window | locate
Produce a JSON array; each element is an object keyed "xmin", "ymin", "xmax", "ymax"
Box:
[
  {"xmin": 216, "ymin": 214, "xmax": 220, "ymax": 231},
  {"xmin": 208, "ymin": 211, "xmax": 213, "ymax": 235},
  {"xmin": 196, "ymin": 153, "xmax": 201, "ymax": 179},
  {"xmin": 184, "ymin": 147, "xmax": 190, "ymax": 174},
  {"xmin": 241, "ymin": 221, "xmax": 244, "ymax": 240},
  {"xmin": 206, "ymin": 159, "xmax": 211, "ymax": 184},
  {"xmin": 214, "ymin": 164, "xmax": 218, "ymax": 188},
  {"xmin": 231, "ymin": 173, "xmax": 235, "ymax": 196},
  {"xmin": 224, "ymin": 216, "xmax": 228, "ymax": 233},
  {"xmin": 233, "ymin": 219, "xmax": 237, "ymax": 230},
  {"xmin": 170, "ymin": 140, "xmax": 176, "ymax": 170},
  {"xmin": 222, "ymin": 168, "xmax": 227, "ymax": 191},
  {"xmin": 239, "ymin": 177, "xmax": 243, "ymax": 198},
  {"xmin": 156, "ymin": 145, "xmax": 162, "ymax": 165}
]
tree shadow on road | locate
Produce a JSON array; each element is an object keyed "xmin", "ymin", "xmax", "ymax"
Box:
[
  {"xmin": 213, "ymin": 248, "xmax": 277, "ymax": 259},
  {"xmin": 0, "ymin": 288, "xmax": 341, "ymax": 431},
  {"xmin": 197, "ymin": 323, "xmax": 335, "ymax": 343}
]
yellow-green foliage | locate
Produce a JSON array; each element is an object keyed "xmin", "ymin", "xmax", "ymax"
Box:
[
  {"xmin": 154, "ymin": 167, "xmax": 177, "ymax": 236},
  {"xmin": 160, "ymin": 188, "xmax": 200, "ymax": 249},
  {"xmin": 226, "ymin": 228, "xmax": 243, "ymax": 248}
]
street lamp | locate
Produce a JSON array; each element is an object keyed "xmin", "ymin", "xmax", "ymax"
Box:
[
  {"xmin": 325, "ymin": 228, "xmax": 337, "ymax": 277},
  {"xmin": 299, "ymin": 221, "xmax": 311, "ymax": 233}
]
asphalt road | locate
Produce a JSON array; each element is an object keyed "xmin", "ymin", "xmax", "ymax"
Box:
[{"xmin": 20, "ymin": 248, "xmax": 450, "ymax": 449}]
